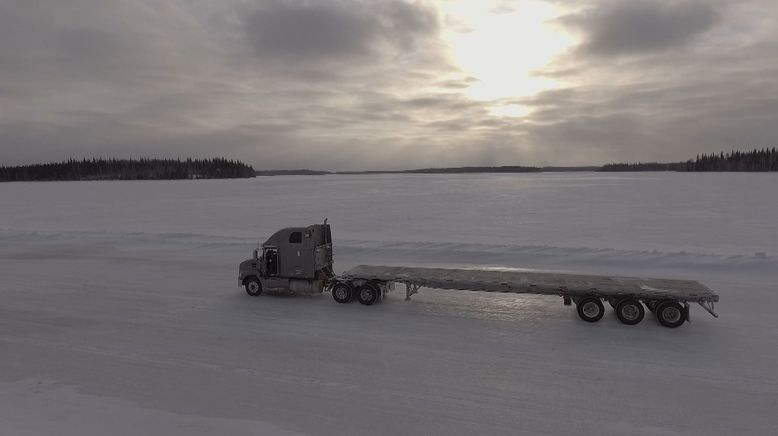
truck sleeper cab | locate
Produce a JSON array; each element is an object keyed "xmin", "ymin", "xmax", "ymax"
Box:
[{"xmin": 239, "ymin": 223, "xmax": 333, "ymax": 296}]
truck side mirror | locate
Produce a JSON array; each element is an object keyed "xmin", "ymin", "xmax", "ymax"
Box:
[{"xmin": 253, "ymin": 249, "xmax": 259, "ymax": 261}]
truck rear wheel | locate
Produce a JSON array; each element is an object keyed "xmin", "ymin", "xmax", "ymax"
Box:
[
  {"xmin": 244, "ymin": 277, "xmax": 262, "ymax": 297},
  {"xmin": 656, "ymin": 300, "xmax": 686, "ymax": 328},
  {"xmin": 357, "ymin": 283, "xmax": 379, "ymax": 306},
  {"xmin": 576, "ymin": 297, "xmax": 604, "ymax": 322},
  {"xmin": 332, "ymin": 282, "xmax": 353, "ymax": 304},
  {"xmin": 615, "ymin": 299, "xmax": 645, "ymax": 325}
]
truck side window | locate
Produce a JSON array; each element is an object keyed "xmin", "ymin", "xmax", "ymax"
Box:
[{"xmin": 289, "ymin": 232, "xmax": 302, "ymax": 244}]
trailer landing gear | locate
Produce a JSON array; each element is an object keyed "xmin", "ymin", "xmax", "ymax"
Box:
[{"xmin": 405, "ymin": 283, "xmax": 422, "ymax": 301}]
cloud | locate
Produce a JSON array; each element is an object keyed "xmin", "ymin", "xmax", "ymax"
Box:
[
  {"xmin": 491, "ymin": 1, "xmax": 518, "ymax": 15},
  {"xmin": 517, "ymin": 0, "xmax": 778, "ymax": 165},
  {"xmin": 0, "ymin": 0, "xmax": 475, "ymax": 169},
  {"xmin": 520, "ymin": 61, "xmax": 778, "ymax": 163},
  {"xmin": 561, "ymin": 1, "xmax": 721, "ymax": 56},
  {"xmin": 1, "ymin": 0, "xmax": 777, "ymax": 170},
  {"xmin": 243, "ymin": 0, "xmax": 439, "ymax": 66}
]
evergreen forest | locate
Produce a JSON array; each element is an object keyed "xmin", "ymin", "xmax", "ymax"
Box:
[
  {"xmin": 0, "ymin": 158, "xmax": 255, "ymax": 182},
  {"xmin": 600, "ymin": 148, "xmax": 778, "ymax": 172}
]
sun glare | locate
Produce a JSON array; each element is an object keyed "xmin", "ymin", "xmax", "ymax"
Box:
[{"xmin": 440, "ymin": 0, "xmax": 574, "ymax": 116}]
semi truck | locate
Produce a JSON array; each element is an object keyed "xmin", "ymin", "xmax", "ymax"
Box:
[{"xmin": 238, "ymin": 222, "xmax": 719, "ymax": 328}]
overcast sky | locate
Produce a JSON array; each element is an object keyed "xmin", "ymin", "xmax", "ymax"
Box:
[{"xmin": 1, "ymin": 0, "xmax": 776, "ymax": 170}]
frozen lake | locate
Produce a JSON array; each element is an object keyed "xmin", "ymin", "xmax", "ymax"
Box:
[
  {"xmin": 1, "ymin": 173, "xmax": 777, "ymax": 435},
  {"xmin": 2, "ymin": 172, "xmax": 778, "ymax": 256}
]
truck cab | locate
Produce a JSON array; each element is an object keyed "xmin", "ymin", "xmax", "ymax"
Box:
[{"xmin": 239, "ymin": 223, "xmax": 333, "ymax": 296}]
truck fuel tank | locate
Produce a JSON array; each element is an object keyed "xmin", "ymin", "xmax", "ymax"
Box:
[{"xmin": 289, "ymin": 278, "xmax": 324, "ymax": 295}]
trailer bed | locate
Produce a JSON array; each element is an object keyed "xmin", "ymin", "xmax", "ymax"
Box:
[{"xmin": 342, "ymin": 265, "xmax": 719, "ymax": 304}]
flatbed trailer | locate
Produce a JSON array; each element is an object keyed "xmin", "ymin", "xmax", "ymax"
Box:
[
  {"xmin": 238, "ymin": 222, "xmax": 719, "ymax": 328},
  {"xmin": 332, "ymin": 265, "xmax": 719, "ymax": 328}
]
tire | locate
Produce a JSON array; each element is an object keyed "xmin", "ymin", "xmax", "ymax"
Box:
[
  {"xmin": 332, "ymin": 282, "xmax": 353, "ymax": 304},
  {"xmin": 615, "ymin": 299, "xmax": 645, "ymax": 325},
  {"xmin": 357, "ymin": 283, "xmax": 379, "ymax": 306},
  {"xmin": 576, "ymin": 297, "xmax": 605, "ymax": 322},
  {"xmin": 656, "ymin": 300, "xmax": 686, "ymax": 328},
  {"xmin": 244, "ymin": 277, "xmax": 262, "ymax": 297}
]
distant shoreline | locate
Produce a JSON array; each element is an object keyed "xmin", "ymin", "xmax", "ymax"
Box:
[
  {"xmin": 255, "ymin": 166, "xmax": 601, "ymax": 176},
  {"xmin": 258, "ymin": 148, "xmax": 778, "ymax": 175},
  {"xmin": 3, "ymin": 148, "xmax": 775, "ymax": 181}
]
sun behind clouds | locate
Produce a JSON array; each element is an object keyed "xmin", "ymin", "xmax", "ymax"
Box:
[{"xmin": 439, "ymin": 0, "xmax": 575, "ymax": 116}]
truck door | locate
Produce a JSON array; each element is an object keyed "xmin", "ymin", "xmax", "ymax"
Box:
[
  {"xmin": 288, "ymin": 231, "xmax": 304, "ymax": 277},
  {"xmin": 263, "ymin": 248, "xmax": 278, "ymax": 277}
]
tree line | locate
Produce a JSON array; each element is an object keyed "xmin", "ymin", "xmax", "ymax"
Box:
[
  {"xmin": 0, "ymin": 158, "xmax": 256, "ymax": 182},
  {"xmin": 600, "ymin": 147, "xmax": 778, "ymax": 172}
]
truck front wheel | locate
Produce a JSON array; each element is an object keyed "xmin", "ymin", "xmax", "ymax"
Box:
[{"xmin": 244, "ymin": 277, "xmax": 262, "ymax": 297}]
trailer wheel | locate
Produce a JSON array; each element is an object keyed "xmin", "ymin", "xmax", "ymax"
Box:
[
  {"xmin": 357, "ymin": 283, "xmax": 379, "ymax": 306},
  {"xmin": 656, "ymin": 300, "xmax": 686, "ymax": 328},
  {"xmin": 244, "ymin": 277, "xmax": 262, "ymax": 297},
  {"xmin": 332, "ymin": 282, "xmax": 353, "ymax": 304},
  {"xmin": 615, "ymin": 299, "xmax": 645, "ymax": 325},
  {"xmin": 576, "ymin": 297, "xmax": 605, "ymax": 322}
]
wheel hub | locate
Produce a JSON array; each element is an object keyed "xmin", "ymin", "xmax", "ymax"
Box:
[
  {"xmin": 662, "ymin": 306, "xmax": 682, "ymax": 323},
  {"xmin": 622, "ymin": 304, "xmax": 639, "ymax": 321},
  {"xmin": 335, "ymin": 288, "xmax": 347, "ymax": 300},
  {"xmin": 582, "ymin": 302, "xmax": 600, "ymax": 318},
  {"xmin": 361, "ymin": 289, "xmax": 372, "ymax": 301}
]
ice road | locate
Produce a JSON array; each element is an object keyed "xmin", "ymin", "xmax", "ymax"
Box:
[{"xmin": 1, "ymin": 173, "xmax": 777, "ymax": 435}]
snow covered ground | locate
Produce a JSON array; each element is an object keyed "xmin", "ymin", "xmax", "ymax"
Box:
[{"xmin": 1, "ymin": 172, "xmax": 777, "ymax": 435}]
